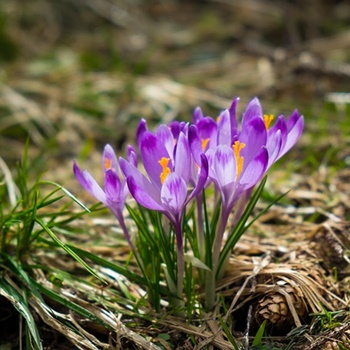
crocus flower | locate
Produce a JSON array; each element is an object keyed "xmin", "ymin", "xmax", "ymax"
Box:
[
  {"xmin": 120, "ymin": 129, "xmax": 208, "ymax": 226},
  {"xmin": 191, "ymin": 97, "xmax": 303, "ymax": 171},
  {"xmin": 241, "ymin": 97, "xmax": 304, "ymax": 168},
  {"xmin": 120, "ymin": 126, "xmax": 208, "ymax": 297},
  {"xmin": 191, "ymin": 97, "xmax": 303, "ymax": 310},
  {"xmin": 73, "ymin": 144, "xmax": 137, "ymax": 250}
]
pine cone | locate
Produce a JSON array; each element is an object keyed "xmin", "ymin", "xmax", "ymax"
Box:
[
  {"xmin": 312, "ymin": 221, "xmax": 350, "ymax": 274},
  {"xmin": 255, "ymin": 284, "xmax": 307, "ymax": 328}
]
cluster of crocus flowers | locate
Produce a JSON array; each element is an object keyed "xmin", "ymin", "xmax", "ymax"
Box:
[{"xmin": 73, "ymin": 97, "xmax": 304, "ymax": 311}]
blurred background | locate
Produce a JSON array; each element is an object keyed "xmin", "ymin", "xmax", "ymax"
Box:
[{"xmin": 0, "ymin": 0, "xmax": 349, "ymax": 183}]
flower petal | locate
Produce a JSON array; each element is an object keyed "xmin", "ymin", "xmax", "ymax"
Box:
[
  {"xmin": 127, "ymin": 145, "xmax": 138, "ymax": 167},
  {"xmin": 119, "ymin": 157, "xmax": 160, "ymax": 203},
  {"xmin": 104, "ymin": 169, "xmax": 124, "ymax": 208},
  {"xmin": 168, "ymin": 121, "xmax": 181, "ymax": 140},
  {"xmin": 186, "ymin": 153, "xmax": 209, "ymax": 203},
  {"xmin": 192, "ymin": 106, "xmax": 204, "ymax": 124},
  {"xmin": 228, "ymin": 97, "xmax": 239, "ymax": 135},
  {"xmin": 73, "ymin": 161, "xmax": 106, "ymax": 204},
  {"xmin": 266, "ymin": 130, "xmax": 283, "ymax": 168},
  {"xmin": 281, "ymin": 111, "xmax": 304, "ymax": 157},
  {"xmin": 127, "ymin": 177, "xmax": 164, "ymax": 212},
  {"xmin": 139, "ymin": 131, "xmax": 171, "ymax": 187},
  {"xmin": 196, "ymin": 117, "xmax": 217, "ymax": 149},
  {"xmin": 161, "ymin": 173, "xmax": 187, "ymax": 216},
  {"xmin": 174, "ymin": 132, "xmax": 191, "ymax": 183},
  {"xmin": 213, "ymin": 145, "xmax": 236, "ymax": 187},
  {"xmin": 188, "ymin": 125, "xmax": 203, "ymax": 166},
  {"xmin": 241, "ymin": 97, "xmax": 263, "ymax": 127},
  {"xmin": 239, "ymin": 148, "xmax": 268, "ymax": 190},
  {"xmin": 239, "ymin": 118, "xmax": 267, "ymax": 168},
  {"xmin": 212, "ymin": 145, "xmax": 236, "ymax": 203},
  {"xmin": 156, "ymin": 124, "xmax": 175, "ymax": 160},
  {"xmin": 102, "ymin": 144, "xmax": 119, "ymax": 173},
  {"xmin": 217, "ymin": 109, "xmax": 231, "ymax": 146},
  {"xmin": 268, "ymin": 115, "xmax": 287, "ymax": 152},
  {"xmin": 136, "ymin": 118, "xmax": 148, "ymax": 147}
]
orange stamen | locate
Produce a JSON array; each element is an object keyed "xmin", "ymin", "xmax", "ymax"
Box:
[
  {"xmin": 104, "ymin": 158, "xmax": 112, "ymax": 170},
  {"xmin": 263, "ymin": 114, "xmax": 274, "ymax": 129},
  {"xmin": 232, "ymin": 141, "xmax": 246, "ymax": 179},
  {"xmin": 158, "ymin": 157, "xmax": 171, "ymax": 184},
  {"xmin": 201, "ymin": 138, "xmax": 210, "ymax": 151}
]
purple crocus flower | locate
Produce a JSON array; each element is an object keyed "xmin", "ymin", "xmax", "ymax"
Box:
[
  {"xmin": 241, "ymin": 97, "xmax": 304, "ymax": 167},
  {"xmin": 120, "ymin": 129, "xmax": 208, "ymax": 226},
  {"xmin": 73, "ymin": 144, "xmax": 137, "ymax": 251},
  {"xmin": 190, "ymin": 97, "xmax": 303, "ymax": 309},
  {"xmin": 210, "ymin": 144, "xmax": 268, "ymax": 225},
  {"xmin": 120, "ymin": 126, "xmax": 208, "ymax": 297},
  {"xmin": 191, "ymin": 97, "xmax": 303, "ymax": 171}
]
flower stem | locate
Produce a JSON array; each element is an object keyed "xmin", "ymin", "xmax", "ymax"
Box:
[
  {"xmin": 115, "ymin": 210, "xmax": 137, "ymax": 254},
  {"xmin": 205, "ymin": 207, "xmax": 230, "ymax": 310},
  {"xmin": 174, "ymin": 219, "xmax": 184, "ymax": 299},
  {"xmin": 196, "ymin": 192, "xmax": 205, "ymax": 261}
]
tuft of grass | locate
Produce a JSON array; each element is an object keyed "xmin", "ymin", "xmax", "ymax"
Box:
[{"xmin": 0, "ymin": 144, "xmax": 144, "ymax": 348}]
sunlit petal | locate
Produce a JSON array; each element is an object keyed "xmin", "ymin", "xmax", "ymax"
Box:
[
  {"xmin": 239, "ymin": 148, "xmax": 268, "ymax": 190},
  {"xmin": 161, "ymin": 173, "xmax": 187, "ymax": 216},
  {"xmin": 73, "ymin": 161, "xmax": 106, "ymax": 204},
  {"xmin": 127, "ymin": 177, "xmax": 164, "ymax": 211}
]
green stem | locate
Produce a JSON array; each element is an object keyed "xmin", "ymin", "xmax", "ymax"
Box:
[
  {"xmin": 174, "ymin": 219, "xmax": 184, "ymax": 300},
  {"xmin": 196, "ymin": 192, "xmax": 205, "ymax": 261},
  {"xmin": 205, "ymin": 207, "xmax": 229, "ymax": 310}
]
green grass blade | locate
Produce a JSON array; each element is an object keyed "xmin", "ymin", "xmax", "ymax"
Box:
[
  {"xmin": 66, "ymin": 244, "xmax": 149, "ymax": 287},
  {"xmin": 217, "ymin": 176, "xmax": 267, "ymax": 276},
  {"xmin": 31, "ymin": 278, "xmax": 111, "ymax": 327},
  {"xmin": 35, "ymin": 217, "xmax": 105, "ymax": 283},
  {"xmin": 1, "ymin": 254, "xmax": 44, "ymax": 302},
  {"xmin": 0, "ymin": 276, "xmax": 42, "ymax": 350},
  {"xmin": 218, "ymin": 315, "xmax": 239, "ymax": 350},
  {"xmin": 252, "ymin": 320, "xmax": 266, "ymax": 347},
  {"xmin": 39, "ymin": 180, "xmax": 91, "ymax": 212}
]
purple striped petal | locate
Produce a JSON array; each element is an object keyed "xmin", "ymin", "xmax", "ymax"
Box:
[
  {"xmin": 217, "ymin": 109, "xmax": 232, "ymax": 146},
  {"xmin": 139, "ymin": 131, "xmax": 171, "ymax": 188},
  {"xmin": 186, "ymin": 153, "xmax": 209, "ymax": 203},
  {"xmin": 161, "ymin": 173, "xmax": 187, "ymax": 216},
  {"xmin": 192, "ymin": 106, "xmax": 204, "ymax": 124},
  {"xmin": 286, "ymin": 109, "xmax": 302, "ymax": 132},
  {"xmin": 73, "ymin": 161, "xmax": 106, "ymax": 204},
  {"xmin": 174, "ymin": 132, "xmax": 191, "ymax": 183},
  {"xmin": 127, "ymin": 145, "xmax": 138, "ymax": 167},
  {"xmin": 239, "ymin": 148, "xmax": 268, "ymax": 190},
  {"xmin": 136, "ymin": 118, "xmax": 148, "ymax": 147},
  {"xmin": 268, "ymin": 115, "xmax": 287, "ymax": 152},
  {"xmin": 212, "ymin": 145, "xmax": 236, "ymax": 203},
  {"xmin": 188, "ymin": 125, "xmax": 203, "ymax": 166},
  {"xmin": 127, "ymin": 177, "xmax": 164, "ymax": 211},
  {"xmin": 266, "ymin": 130, "xmax": 283, "ymax": 168},
  {"xmin": 197, "ymin": 117, "xmax": 217, "ymax": 144},
  {"xmin": 104, "ymin": 169, "xmax": 124, "ymax": 208},
  {"xmin": 156, "ymin": 124, "xmax": 175, "ymax": 160},
  {"xmin": 239, "ymin": 118, "xmax": 267, "ymax": 168},
  {"xmin": 119, "ymin": 157, "xmax": 160, "ymax": 203},
  {"xmin": 280, "ymin": 112, "xmax": 304, "ymax": 157},
  {"xmin": 169, "ymin": 121, "xmax": 181, "ymax": 140},
  {"xmin": 102, "ymin": 144, "xmax": 119, "ymax": 173},
  {"xmin": 242, "ymin": 97, "xmax": 263, "ymax": 127},
  {"xmin": 228, "ymin": 97, "xmax": 239, "ymax": 135},
  {"xmin": 213, "ymin": 145, "xmax": 236, "ymax": 187}
]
